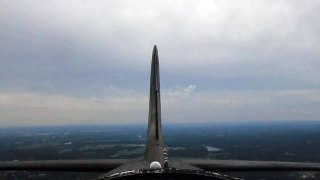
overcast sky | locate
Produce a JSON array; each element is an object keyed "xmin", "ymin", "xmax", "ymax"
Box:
[{"xmin": 1, "ymin": 0, "xmax": 320, "ymax": 126}]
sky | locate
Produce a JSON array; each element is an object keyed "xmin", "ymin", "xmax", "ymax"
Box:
[{"xmin": 1, "ymin": 0, "xmax": 320, "ymax": 126}]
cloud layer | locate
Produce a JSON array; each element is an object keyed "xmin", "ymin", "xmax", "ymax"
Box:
[{"xmin": 0, "ymin": 0, "xmax": 320, "ymax": 126}]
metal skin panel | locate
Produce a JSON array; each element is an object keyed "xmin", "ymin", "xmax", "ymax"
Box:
[{"xmin": 144, "ymin": 45, "xmax": 165, "ymax": 166}]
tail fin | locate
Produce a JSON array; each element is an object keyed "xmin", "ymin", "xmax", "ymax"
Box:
[{"xmin": 144, "ymin": 45, "xmax": 165, "ymax": 165}]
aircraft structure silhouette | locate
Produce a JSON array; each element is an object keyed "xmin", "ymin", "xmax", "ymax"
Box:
[{"xmin": 1, "ymin": 46, "xmax": 320, "ymax": 179}]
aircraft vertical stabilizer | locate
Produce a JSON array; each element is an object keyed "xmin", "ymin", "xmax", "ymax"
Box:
[{"xmin": 144, "ymin": 45, "xmax": 165, "ymax": 166}]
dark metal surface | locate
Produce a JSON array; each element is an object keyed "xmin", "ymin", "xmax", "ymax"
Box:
[
  {"xmin": 98, "ymin": 168, "xmax": 241, "ymax": 180},
  {"xmin": 100, "ymin": 45, "xmax": 168, "ymax": 177},
  {"xmin": 0, "ymin": 159, "xmax": 126, "ymax": 172},
  {"xmin": 1, "ymin": 159, "xmax": 320, "ymax": 172},
  {"xmin": 144, "ymin": 45, "xmax": 165, "ymax": 165},
  {"xmin": 184, "ymin": 159, "xmax": 320, "ymax": 171}
]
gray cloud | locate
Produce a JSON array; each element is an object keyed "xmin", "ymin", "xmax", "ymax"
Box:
[{"xmin": 0, "ymin": 0, "xmax": 320, "ymax": 126}]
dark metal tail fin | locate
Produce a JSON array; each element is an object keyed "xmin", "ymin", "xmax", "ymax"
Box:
[{"xmin": 144, "ymin": 45, "xmax": 165, "ymax": 165}]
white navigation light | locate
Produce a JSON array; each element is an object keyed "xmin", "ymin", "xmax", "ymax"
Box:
[{"xmin": 150, "ymin": 161, "xmax": 161, "ymax": 169}]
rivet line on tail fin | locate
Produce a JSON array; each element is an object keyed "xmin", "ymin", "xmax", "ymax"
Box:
[{"xmin": 155, "ymin": 69, "xmax": 159, "ymax": 140}]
